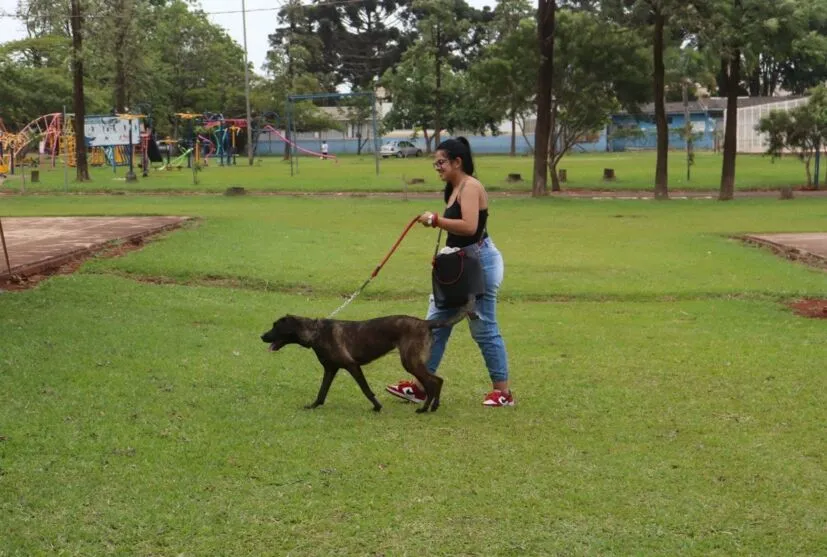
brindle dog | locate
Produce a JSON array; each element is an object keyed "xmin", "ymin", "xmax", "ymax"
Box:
[{"xmin": 261, "ymin": 299, "xmax": 473, "ymax": 413}]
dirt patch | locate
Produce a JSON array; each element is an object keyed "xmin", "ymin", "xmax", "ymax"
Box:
[
  {"xmin": 787, "ymin": 299, "xmax": 827, "ymax": 319},
  {"xmin": 1, "ymin": 235, "xmax": 151, "ymax": 292}
]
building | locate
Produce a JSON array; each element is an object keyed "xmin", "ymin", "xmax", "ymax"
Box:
[
  {"xmin": 609, "ymin": 96, "xmax": 808, "ymax": 153},
  {"xmin": 255, "ymin": 90, "xmax": 811, "ymax": 156}
]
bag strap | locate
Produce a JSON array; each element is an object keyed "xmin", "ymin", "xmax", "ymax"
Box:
[{"xmin": 433, "ymin": 228, "xmax": 442, "ymax": 258}]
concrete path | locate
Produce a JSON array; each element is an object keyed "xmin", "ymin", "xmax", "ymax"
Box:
[
  {"xmin": 0, "ymin": 216, "xmax": 191, "ymax": 278},
  {"xmin": 743, "ymin": 233, "xmax": 827, "ymax": 263}
]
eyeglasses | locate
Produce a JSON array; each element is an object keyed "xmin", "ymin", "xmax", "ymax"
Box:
[{"xmin": 433, "ymin": 159, "xmax": 449, "ymax": 169}]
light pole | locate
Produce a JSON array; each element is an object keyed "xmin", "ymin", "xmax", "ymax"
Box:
[{"xmin": 241, "ymin": 0, "xmax": 254, "ymax": 166}]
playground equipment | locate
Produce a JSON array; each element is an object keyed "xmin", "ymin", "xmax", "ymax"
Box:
[
  {"xmin": 161, "ymin": 112, "xmax": 253, "ymax": 169},
  {"xmin": 0, "ymin": 113, "xmax": 63, "ymax": 174},
  {"xmin": 261, "ymin": 124, "xmax": 338, "ymax": 162},
  {"xmin": 0, "ymin": 111, "xmax": 162, "ymax": 179},
  {"xmin": 196, "ymin": 134, "xmax": 215, "ymax": 165},
  {"xmin": 158, "ymin": 147, "xmax": 193, "ymax": 171},
  {"xmin": 285, "ymin": 91, "xmax": 380, "ymax": 176}
]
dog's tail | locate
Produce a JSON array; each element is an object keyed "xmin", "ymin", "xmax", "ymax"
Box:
[{"xmin": 427, "ymin": 297, "xmax": 477, "ymax": 329}]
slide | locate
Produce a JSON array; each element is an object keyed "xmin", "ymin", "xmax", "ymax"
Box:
[
  {"xmin": 11, "ymin": 113, "xmax": 63, "ymax": 159},
  {"xmin": 262, "ymin": 125, "xmax": 337, "ymax": 161},
  {"xmin": 197, "ymin": 135, "xmax": 216, "ymax": 162}
]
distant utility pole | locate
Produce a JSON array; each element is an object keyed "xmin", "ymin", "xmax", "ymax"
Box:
[{"xmin": 242, "ymin": 0, "xmax": 254, "ymax": 166}]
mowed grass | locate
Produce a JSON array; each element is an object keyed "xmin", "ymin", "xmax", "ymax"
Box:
[
  {"xmin": 1, "ymin": 195, "xmax": 827, "ymax": 555},
  {"xmin": 0, "ymin": 149, "xmax": 817, "ymax": 193}
]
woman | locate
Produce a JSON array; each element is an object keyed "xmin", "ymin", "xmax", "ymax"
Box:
[{"xmin": 386, "ymin": 137, "xmax": 513, "ymax": 407}]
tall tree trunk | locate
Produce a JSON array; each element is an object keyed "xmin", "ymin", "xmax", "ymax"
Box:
[
  {"xmin": 114, "ymin": 0, "xmax": 132, "ymax": 113},
  {"xmin": 549, "ymin": 100, "xmax": 560, "ymax": 192},
  {"xmin": 70, "ymin": 0, "xmax": 90, "ymax": 181},
  {"xmin": 748, "ymin": 64, "xmax": 760, "ymax": 97},
  {"xmin": 510, "ymin": 109, "xmax": 516, "ymax": 157},
  {"xmin": 720, "ymin": 49, "xmax": 740, "ymax": 201},
  {"xmin": 653, "ymin": 8, "xmax": 669, "ymax": 199},
  {"xmin": 804, "ymin": 154, "xmax": 813, "ymax": 187},
  {"xmin": 532, "ymin": 0, "xmax": 555, "ymax": 197},
  {"xmin": 550, "ymin": 147, "xmax": 561, "ymax": 191},
  {"xmin": 423, "ymin": 128, "xmax": 431, "ymax": 154},
  {"xmin": 434, "ymin": 24, "xmax": 442, "ymax": 148},
  {"xmin": 716, "ymin": 57, "xmax": 729, "ymax": 97}
]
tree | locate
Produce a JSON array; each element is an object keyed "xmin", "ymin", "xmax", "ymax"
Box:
[
  {"xmin": 70, "ymin": 0, "xmax": 90, "ymax": 181},
  {"xmin": 699, "ymin": 0, "xmax": 794, "ymax": 200},
  {"xmin": 0, "ymin": 38, "xmax": 78, "ymax": 124},
  {"xmin": 532, "ymin": 0, "xmax": 555, "ymax": 196},
  {"xmin": 267, "ymin": 0, "xmax": 334, "ymax": 158},
  {"xmin": 780, "ymin": 0, "xmax": 827, "ymax": 95},
  {"xmin": 325, "ymin": 0, "xmax": 415, "ymax": 90},
  {"xmin": 410, "ymin": 0, "xmax": 472, "ymax": 147},
  {"xmin": 603, "ymin": 0, "xmax": 704, "ymax": 199},
  {"xmin": 468, "ymin": 0, "xmax": 537, "ymax": 156},
  {"xmin": 346, "ymin": 90, "xmax": 385, "ymax": 155},
  {"xmin": 756, "ymin": 85, "xmax": 827, "ymax": 189},
  {"xmin": 546, "ymin": 8, "xmax": 650, "ymax": 190}
]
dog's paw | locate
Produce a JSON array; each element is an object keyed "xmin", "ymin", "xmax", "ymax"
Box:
[
  {"xmin": 430, "ymin": 400, "xmax": 440, "ymax": 412},
  {"xmin": 372, "ymin": 405, "xmax": 382, "ymax": 412},
  {"xmin": 304, "ymin": 402, "xmax": 322, "ymax": 410},
  {"xmin": 415, "ymin": 407, "xmax": 429, "ymax": 414}
]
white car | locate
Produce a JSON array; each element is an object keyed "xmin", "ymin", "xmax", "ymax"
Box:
[{"xmin": 380, "ymin": 140, "xmax": 423, "ymax": 158}]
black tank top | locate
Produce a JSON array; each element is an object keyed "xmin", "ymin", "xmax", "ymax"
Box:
[{"xmin": 443, "ymin": 200, "xmax": 489, "ymax": 248}]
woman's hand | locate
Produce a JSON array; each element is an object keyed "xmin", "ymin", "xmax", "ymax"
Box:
[{"xmin": 418, "ymin": 212, "xmax": 439, "ymax": 228}]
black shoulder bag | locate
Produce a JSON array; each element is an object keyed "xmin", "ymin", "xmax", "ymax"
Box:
[{"xmin": 431, "ymin": 227, "xmax": 486, "ymax": 309}]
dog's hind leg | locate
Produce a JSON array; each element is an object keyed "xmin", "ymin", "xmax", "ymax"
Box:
[
  {"xmin": 402, "ymin": 362, "xmax": 442, "ymax": 413},
  {"xmin": 400, "ymin": 343, "xmax": 443, "ymax": 413},
  {"xmin": 345, "ymin": 365, "xmax": 383, "ymax": 412},
  {"xmin": 306, "ymin": 365, "xmax": 339, "ymax": 409},
  {"xmin": 416, "ymin": 372, "xmax": 443, "ymax": 413}
]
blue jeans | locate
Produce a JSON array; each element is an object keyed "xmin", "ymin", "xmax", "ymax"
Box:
[{"xmin": 426, "ymin": 238, "xmax": 509, "ymax": 383}]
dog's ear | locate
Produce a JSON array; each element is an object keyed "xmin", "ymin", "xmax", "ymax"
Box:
[
  {"xmin": 291, "ymin": 316, "xmax": 318, "ymax": 348},
  {"xmin": 277, "ymin": 315, "xmax": 316, "ymax": 348}
]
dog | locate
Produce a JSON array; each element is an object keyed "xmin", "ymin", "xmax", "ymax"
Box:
[{"xmin": 261, "ymin": 299, "xmax": 474, "ymax": 413}]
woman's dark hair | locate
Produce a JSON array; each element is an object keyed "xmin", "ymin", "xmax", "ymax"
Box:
[{"xmin": 436, "ymin": 136, "xmax": 474, "ymax": 202}]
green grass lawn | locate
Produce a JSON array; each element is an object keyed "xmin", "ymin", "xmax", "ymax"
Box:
[
  {"xmin": 1, "ymin": 150, "xmax": 819, "ymax": 194},
  {"xmin": 2, "ymin": 195, "xmax": 827, "ymax": 554}
]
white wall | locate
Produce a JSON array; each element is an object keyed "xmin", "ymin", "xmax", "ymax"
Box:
[{"xmin": 732, "ymin": 98, "xmax": 810, "ymax": 153}]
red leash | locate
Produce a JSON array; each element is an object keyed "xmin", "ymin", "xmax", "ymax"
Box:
[
  {"xmin": 371, "ymin": 215, "xmax": 420, "ymax": 278},
  {"xmin": 329, "ymin": 215, "xmax": 421, "ymax": 317}
]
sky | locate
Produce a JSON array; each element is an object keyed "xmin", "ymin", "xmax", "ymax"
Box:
[{"xmin": 0, "ymin": 0, "xmax": 495, "ymax": 75}]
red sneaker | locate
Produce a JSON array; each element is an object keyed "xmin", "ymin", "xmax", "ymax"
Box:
[
  {"xmin": 386, "ymin": 380, "xmax": 426, "ymax": 403},
  {"xmin": 482, "ymin": 390, "xmax": 515, "ymax": 407}
]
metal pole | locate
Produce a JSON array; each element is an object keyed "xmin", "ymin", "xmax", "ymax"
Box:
[
  {"xmin": 288, "ymin": 102, "xmax": 294, "ymax": 177},
  {"xmin": 126, "ymin": 119, "xmax": 137, "ymax": 182},
  {"xmin": 292, "ymin": 101, "xmax": 299, "ymax": 175},
  {"xmin": 242, "ymin": 0, "xmax": 255, "ymax": 166},
  {"xmin": 683, "ymin": 82, "xmax": 691, "ymax": 181},
  {"xmin": 372, "ymin": 91, "xmax": 380, "ymax": 176},
  {"xmin": 0, "ymin": 217, "xmax": 13, "ymax": 278},
  {"xmin": 63, "ymin": 106, "xmax": 69, "ymax": 192}
]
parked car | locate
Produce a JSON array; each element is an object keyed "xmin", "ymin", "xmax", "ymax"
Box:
[{"xmin": 380, "ymin": 140, "xmax": 423, "ymax": 158}]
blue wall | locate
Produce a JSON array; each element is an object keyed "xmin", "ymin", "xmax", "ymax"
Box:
[
  {"xmin": 253, "ymin": 114, "xmax": 717, "ymax": 156},
  {"xmin": 609, "ymin": 113, "xmax": 719, "ymax": 152},
  {"xmin": 254, "ymin": 133, "xmax": 607, "ymax": 157}
]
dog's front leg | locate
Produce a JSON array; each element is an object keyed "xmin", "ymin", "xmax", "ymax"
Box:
[
  {"xmin": 346, "ymin": 365, "xmax": 382, "ymax": 412},
  {"xmin": 306, "ymin": 366, "xmax": 339, "ymax": 409}
]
